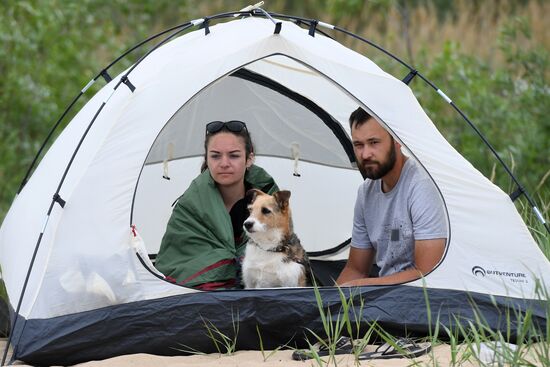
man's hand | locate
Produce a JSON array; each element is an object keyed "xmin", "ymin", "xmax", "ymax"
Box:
[
  {"xmin": 337, "ymin": 238, "xmax": 446, "ymax": 286},
  {"xmin": 336, "ymin": 247, "xmax": 374, "ymax": 285}
]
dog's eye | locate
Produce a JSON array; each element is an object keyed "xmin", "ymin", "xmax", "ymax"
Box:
[{"xmin": 261, "ymin": 207, "xmax": 271, "ymax": 215}]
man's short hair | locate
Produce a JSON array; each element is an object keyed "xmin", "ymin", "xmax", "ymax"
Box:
[
  {"xmin": 349, "ymin": 107, "xmax": 394, "ymax": 144},
  {"xmin": 349, "ymin": 107, "xmax": 373, "ymax": 129}
]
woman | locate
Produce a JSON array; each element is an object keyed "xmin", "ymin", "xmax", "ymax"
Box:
[{"xmin": 155, "ymin": 120, "xmax": 278, "ymax": 290}]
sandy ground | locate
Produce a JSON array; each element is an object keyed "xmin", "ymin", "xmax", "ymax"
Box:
[
  {"xmin": 2, "ymin": 338, "xmax": 484, "ymax": 367},
  {"xmin": 76, "ymin": 345, "xmax": 480, "ymax": 367}
]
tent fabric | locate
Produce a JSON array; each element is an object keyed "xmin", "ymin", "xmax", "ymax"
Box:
[
  {"xmin": 12, "ymin": 286, "xmax": 548, "ymax": 365},
  {"xmin": 145, "ymin": 68, "xmax": 355, "ymax": 168},
  {"xmin": 0, "ymin": 16, "xmax": 548, "ymax": 364}
]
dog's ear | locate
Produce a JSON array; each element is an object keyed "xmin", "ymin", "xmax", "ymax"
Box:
[
  {"xmin": 245, "ymin": 189, "xmax": 263, "ymax": 205},
  {"xmin": 273, "ymin": 190, "xmax": 291, "ymax": 211}
]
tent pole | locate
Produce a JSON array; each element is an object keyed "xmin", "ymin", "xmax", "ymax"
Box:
[
  {"xmin": 17, "ymin": 8, "xmax": 546, "ymax": 230},
  {"xmin": 1, "ymin": 208, "xmax": 54, "ymax": 366},
  {"xmin": 415, "ymin": 71, "xmax": 549, "ymax": 234}
]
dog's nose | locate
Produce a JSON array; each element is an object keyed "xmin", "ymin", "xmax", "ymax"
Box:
[{"xmin": 243, "ymin": 221, "xmax": 253, "ymax": 231}]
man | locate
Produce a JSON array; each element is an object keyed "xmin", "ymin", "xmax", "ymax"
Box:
[{"xmin": 337, "ymin": 107, "xmax": 447, "ymax": 286}]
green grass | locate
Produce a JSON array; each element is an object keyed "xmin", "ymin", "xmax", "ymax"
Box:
[
  {"xmin": 448, "ymin": 290, "xmax": 549, "ymax": 366},
  {"xmin": 294, "ymin": 280, "xmax": 550, "ymax": 366},
  {"xmin": 255, "ymin": 324, "xmax": 290, "ymax": 362},
  {"xmin": 200, "ymin": 311, "xmax": 240, "ymax": 356}
]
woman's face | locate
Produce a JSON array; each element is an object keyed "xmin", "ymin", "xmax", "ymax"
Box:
[{"xmin": 206, "ymin": 132, "xmax": 252, "ymax": 188}]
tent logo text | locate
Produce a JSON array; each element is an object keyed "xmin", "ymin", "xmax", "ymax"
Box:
[{"xmin": 472, "ymin": 266, "xmax": 528, "ymax": 283}]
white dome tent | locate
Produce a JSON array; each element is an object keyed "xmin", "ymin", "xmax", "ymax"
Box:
[{"xmin": 0, "ymin": 8, "xmax": 548, "ymax": 365}]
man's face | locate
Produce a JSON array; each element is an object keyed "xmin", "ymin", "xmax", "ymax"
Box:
[{"xmin": 351, "ymin": 118, "xmax": 396, "ymax": 180}]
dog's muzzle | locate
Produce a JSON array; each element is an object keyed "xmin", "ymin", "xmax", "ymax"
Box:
[{"xmin": 243, "ymin": 220, "xmax": 254, "ymax": 232}]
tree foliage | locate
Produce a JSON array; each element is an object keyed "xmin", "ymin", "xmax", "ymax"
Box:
[{"xmin": 412, "ymin": 19, "xmax": 550, "ymax": 198}]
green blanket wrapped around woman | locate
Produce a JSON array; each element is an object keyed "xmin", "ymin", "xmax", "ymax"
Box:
[{"xmin": 155, "ymin": 165, "xmax": 278, "ymax": 290}]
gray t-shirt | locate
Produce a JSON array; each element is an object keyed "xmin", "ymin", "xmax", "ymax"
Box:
[{"xmin": 351, "ymin": 158, "xmax": 447, "ymax": 277}]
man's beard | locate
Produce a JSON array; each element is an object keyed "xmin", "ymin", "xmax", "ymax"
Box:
[{"xmin": 359, "ymin": 143, "xmax": 396, "ymax": 180}]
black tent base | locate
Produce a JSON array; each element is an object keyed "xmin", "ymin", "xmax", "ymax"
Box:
[{"xmin": 9, "ymin": 285, "xmax": 547, "ymax": 365}]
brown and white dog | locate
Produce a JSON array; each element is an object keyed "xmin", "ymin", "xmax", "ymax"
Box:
[{"xmin": 242, "ymin": 189, "xmax": 311, "ymax": 288}]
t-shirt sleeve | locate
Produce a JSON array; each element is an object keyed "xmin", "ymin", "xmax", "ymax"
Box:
[
  {"xmin": 409, "ymin": 178, "xmax": 447, "ymax": 240},
  {"xmin": 351, "ymin": 184, "xmax": 373, "ymax": 249}
]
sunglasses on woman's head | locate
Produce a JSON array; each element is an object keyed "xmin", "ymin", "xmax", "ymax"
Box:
[{"xmin": 205, "ymin": 120, "xmax": 248, "ymax": 135}]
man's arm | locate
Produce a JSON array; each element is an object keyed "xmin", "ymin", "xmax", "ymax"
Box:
[
  {"xmin": 338, "ymin": 238, "xmax": 445, "ymax": 286},
  {"xmin": 336, "ymin": 247, "xmax": 375, "ymax": 285}
]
